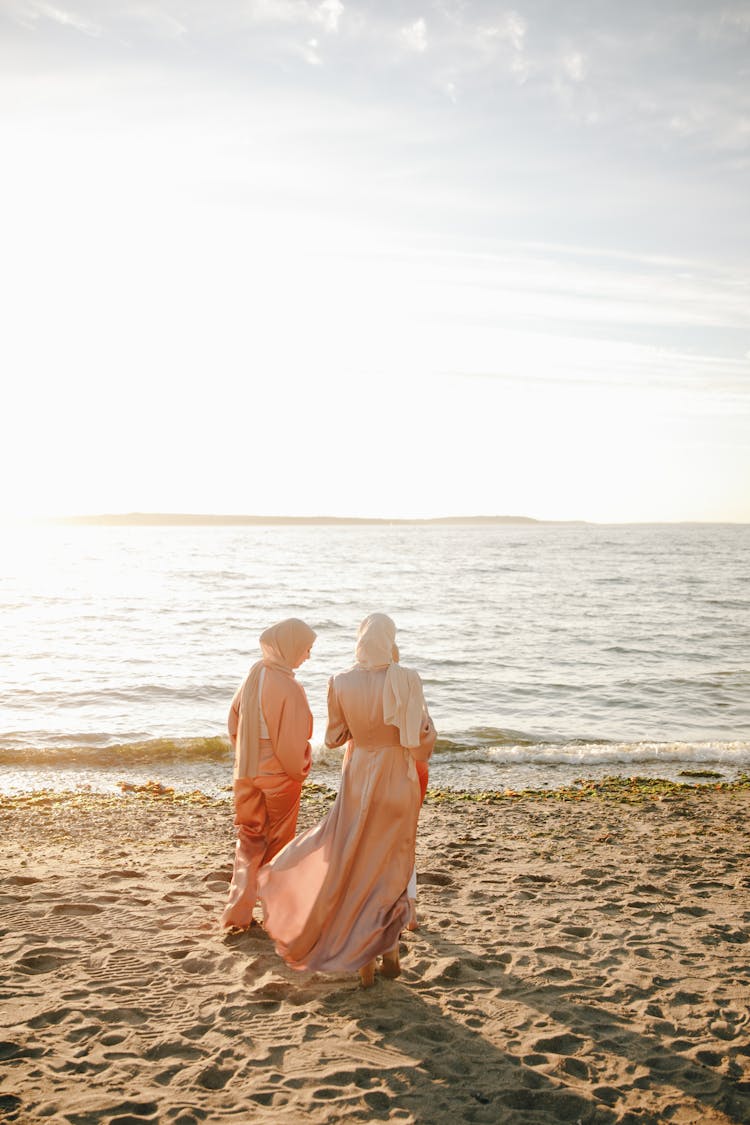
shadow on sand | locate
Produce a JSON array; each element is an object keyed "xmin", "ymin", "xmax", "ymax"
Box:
[{"xmin": 221, "ymin": 915, "xmax": 750, "ymax": 1125}]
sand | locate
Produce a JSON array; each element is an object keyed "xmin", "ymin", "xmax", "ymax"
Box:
[{"xmin": 1, "ymin": 780, "xmax": 750, "ymax": 1124}]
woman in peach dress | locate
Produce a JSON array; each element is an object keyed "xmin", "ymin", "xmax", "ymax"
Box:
[
  {"xmin": 221, "ymin": 618, "xmax": 316, "ymax": 930},
  {"xmin": 258, "ymin": 613, "xmax": 436, "ymax": 986}
]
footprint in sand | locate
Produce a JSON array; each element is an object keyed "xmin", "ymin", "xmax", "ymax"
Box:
[
  {"xmin": 153, "ymin": 1064, "xmax": 182, "ymax": 1087},
  {"xmin": 100, "ymin": 1032, "xmax": 127, "ymax": 1046},
  {"xmin": 421, "ymin": 956, "xmax": 463, "ymax": 983},
  {"xmin": 27, "ymin": 1008, "xmax": 73, "ymax": 1029},
  {"xmin": 16, "ymin": 949, "xmax": 73, "ymax": 974},
  {"xmin": 542, "ymin": 966, "xmax": 573, "ymax": 981},
  {"xmin": 531, "ymin": 1032, "xmax": 585, "ymax": 1054},
  {"xmin": 0, "ymin": 1041, "xmax": 40, "ymax": 1062},
  {"xmin": 99, "ymin": 1099, "xmax": 159, "ymax": 1121},
  {"xmin": 0, "ymin": 1095, "xmax": 22, "ymax": 1120},
  {"xmin": 94, "ymin": 1006, "xmax": 150, "ymax": 1026},
  {"xmin": 498, "ymin": 1087, "xmax": 595, "ymax": 1118},
  {"xmin": 66, "ymin": 1021, "xmax": 104, "ymax": 1045},
  {"xmin": 196, "ymin": 1064, "xmax": 233, "ymax": 1090},
  {"xmin": 51, "ymin": 903, "xmax": 103, "ymax": 916},
  {"xmin": 561, "ymin": 924, "xmax": 592, "ymax": 938},
  {"xmin": 362, "ymin": 1089, "xmax": 391, "ymax": 1116},
  {"xmin": 202, "ymin": 869, "xmax": 231, "ymax": 884},
  {"xmin": 522, "ymin": 1052, "xmax": 549, "ymax": 1066},
  {"xmin": 98, "ymin": 870, "xmax": 145, "ymax": 880},
  {"xmin": 559, "ymin": 1056, "xmax": 590, "ymax": 1080},
  {"xmin": 536, "ymin": 944, "xmax": 585, "ymax": 961},
  {"xmin": 417, "ymin": 871, "xmax": 454, "ymax": 886}
]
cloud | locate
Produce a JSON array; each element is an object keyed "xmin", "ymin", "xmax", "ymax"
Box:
[
  {"xmin": 714, "ymin": 5, "xmax": 750, "ymax": 39},
  {"xmin": 13, "ymin": 0, "xmax": 101, "ymax": 37},
  {"xmin": 5, "ymin": 0, "xmax": 746, "ymax": 160},
  {"xmin": 121, "ymin": 5, "xmax": 187, "ymax": 41},
  {"xmin": 300, "ymin": 36, "xmax": 322, "ymax": 64},
  {"xmin": 316, "ymin": 0, "xmax": 343, "ymax": 33},
  {"xmin": 664, "ymin": 88, "xmax": 750, "ymax": 152},
  {"xmin": 562, "ymin": 51, "xmax": 586, "ymax": 82},
  {"xmin": 400, "ymin": 17, "xmax": 427, "ymax": 54},
  {"xmin": 464, "ymin": 13, "xmax": 528, "ymax": 79},
  {"xmin": 242, "ymin": 0, "xmax": 343, "ymax": 33},
  {"xmin": 500, "ymin": 10, "xmax": 526, "ymax": 54},
  {"xmin": 377, "ymin": 237, "xmax": 750, "ymax": 412}
]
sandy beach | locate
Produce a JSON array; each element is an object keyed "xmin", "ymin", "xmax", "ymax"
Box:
[{"xmin": 2, "ymin": 780, "xmax": 749, "ymax": 1124}]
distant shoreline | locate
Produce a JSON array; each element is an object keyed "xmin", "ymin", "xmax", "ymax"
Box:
[
  {"xmin": 47, "ymin": 512, "xmax": 577, "ymax": 527},
  {"xmin": 38, "ymin": 513, "xmax": 746, "ymax": 527}
]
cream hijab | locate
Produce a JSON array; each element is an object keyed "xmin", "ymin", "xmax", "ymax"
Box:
[
  {"xmin": 354, "ymin": 613, "xmax": 426, "ymax": 749},
  {"xmin": 235, "ymin": 618, "xmax": 316, "ymax": 779}
]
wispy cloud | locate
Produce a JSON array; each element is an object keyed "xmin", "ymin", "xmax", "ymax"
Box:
[
  {"xmin": 400, "ymin": 17, "xmax": 427, "ymax": 54},
  {"xmin": 11, "ymin": 0, "xmax": 101, "ymax": 37},
  {"xmin": 298, "ymin": 36, "xmax": 322, "ymax": 65},
  {"xmin": 243, "ymin": 0, "xmax": 344, "ymax": 32},
  {"xmin": 711, "ymin": 4, "xmax": 750, "ymax": 39},
  {"xmin": 562, "ymin": 51, "xmax": 586, "ymax": 83},
  {"xmin": 375, "ymin": 238, "xmax": 750, "ymax": 411},
  {"xmin": 316, "ymin": 0, "xmax": 343, "ymax": 34},
  {"xmin": 4, "ymin": 0, "xmax": 748, "ymax": 159},
  {"xmin": 120, "ymin": 5, "xmax": 187, "ymax": 42},
  {"xmin": 1, "ymin": 0, "xmax": 748, "ymax": 520}
]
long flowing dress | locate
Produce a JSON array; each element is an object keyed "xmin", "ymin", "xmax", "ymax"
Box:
[
  {"xmin": 258, "ymin": 666, "xmax": 436, "ymax": 972},
  {"xmin": 221, "ymin": 667, "xmax": 313, "ymax": 930}
]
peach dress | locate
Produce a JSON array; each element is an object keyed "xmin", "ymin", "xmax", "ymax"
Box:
[
  {"xmin": 258, "ymin": 664, "xmax": 436, "ymax": 973},
  {"xmin": 221, "ymin": 620, "xmax": 315, "ymax": 930}
]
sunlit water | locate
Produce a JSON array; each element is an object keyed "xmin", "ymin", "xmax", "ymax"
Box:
[{"xmin": 2, "ymin": 522, "xmax": 749, "ymax": 794}]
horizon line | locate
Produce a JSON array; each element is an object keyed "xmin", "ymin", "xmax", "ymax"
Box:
[{"xmin": 31, "ymin": 512, "xmax": 749, "ymax": 527}]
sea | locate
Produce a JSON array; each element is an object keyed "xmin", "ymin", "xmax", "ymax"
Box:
[{"xmin": 2, "ymin": 521, "xmax": 749, "ymax": 797}]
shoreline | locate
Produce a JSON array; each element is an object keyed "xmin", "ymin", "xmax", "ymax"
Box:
[
  {"xmin": 2, "ymin": 755, "xmax": 749, "ymax": 807},
  {"xmin": 2, "ymin": 783, "xmax": 750, "ymax": 1123},
  {"xmin": 2, "ymin": 771, "xmax": 749, "ymax": 808}
]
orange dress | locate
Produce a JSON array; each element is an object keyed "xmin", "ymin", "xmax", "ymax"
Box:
[
  {"xmin": 258, "ymin": 666, "xmax": 436, "ymax": 972},
  {"xmin": 221, "ymin": 667, "xmax": 313, "ymax": 929}
]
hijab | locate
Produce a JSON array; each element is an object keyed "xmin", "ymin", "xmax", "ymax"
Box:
[
  {"xmin": 235, "ymin": 618, "xmax": 316, "ymax": 779},
  {"xmin": 354, "ymin": 613, "xmax": 425, "ymax": 749}
]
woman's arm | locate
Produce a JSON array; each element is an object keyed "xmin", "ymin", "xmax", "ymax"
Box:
[
  {"xmin": 408, "ymin": 708, "xmax": 437, "ymax": 763},
  {"xmin": 267, "ymin": 678, "xmax": 314, "ymax": 782},
  {"xmin": 227, "ymin": 685, "xmax": 242, "ymax": 745},
  {"xmin": 324, "ymin": 676, "xmax": 351, "ymax": 749}
]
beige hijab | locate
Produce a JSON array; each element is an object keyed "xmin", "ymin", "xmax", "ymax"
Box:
[
  {"xmin": 235, "ymin": 618, "xmax": 316, "ymax": 779},
  {"xmin": 354, "ymin": 613, "xmax": 425, "ymax": 749}
]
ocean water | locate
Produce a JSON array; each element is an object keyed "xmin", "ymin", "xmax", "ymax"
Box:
[{"xmin": 2, "ymin": 521, "xmax": 749, "ymax": 795}]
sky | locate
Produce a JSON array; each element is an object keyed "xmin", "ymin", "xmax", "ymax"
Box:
[{"xmin": 1, "ymin": 0, "xmax": 749, "ymax": 522}]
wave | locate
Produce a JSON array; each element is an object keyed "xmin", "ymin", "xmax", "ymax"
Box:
[
  {"xmin": 479, "ymin": 740, "xmax": 750, "ymax": 770},
  {"xmin": 3, "ymin": 732, "xmax": 750, "ymax": 775},
  {"xmin": 0, "ymin": 737, "xmax": 232, "ymax": 768},
  {"xmin": 13, "ymin": 684, "xmax": 227, "ymax": 707},
  {"xmin": 438, "ymin": 727, "xmax": 544, "ymax": 749},
  {"xmin": 312, "ymin": 735, "xmax": 750, "ymax": 772}
]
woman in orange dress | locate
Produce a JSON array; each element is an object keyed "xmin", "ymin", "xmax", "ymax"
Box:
[
  {"xmin": 221, "ymin": 618, "xmax": 316, "ymax": 931},
  {"xmin": 258, "ymin": 613, "xmax": 436, "ymax": 986}
]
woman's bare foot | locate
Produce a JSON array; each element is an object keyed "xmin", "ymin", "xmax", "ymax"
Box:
[
  {"xmin": 406, "ymin": 899, "xmax": 419, "ymax": 931},
  {"xmin": 381, "ymin": 945, "xmax": 401, "ymax": 979},
  {"xmin": 359, "ymin": 960, "xmax": 376, "ymax": 989},
  {"xmin": 222, "ymin": 919, "xmax": 257, "ymax": 937}
]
